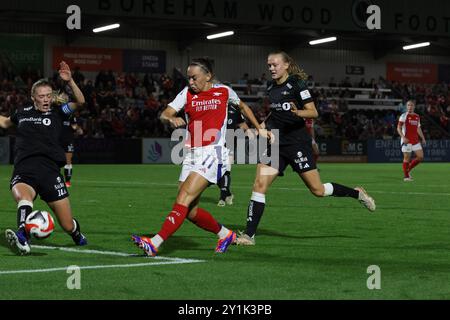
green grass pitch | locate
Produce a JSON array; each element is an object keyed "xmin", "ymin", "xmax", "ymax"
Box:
[{"xmin": 0, "ymin": 163, "xmax": 449, "ymax": 299}]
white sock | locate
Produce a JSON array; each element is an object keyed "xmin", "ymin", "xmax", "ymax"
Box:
[
  {"xmin": 151, "ymin": 234, "xmax": 164, "ymax": 248},
  {"xmin": 71, "ymin": 219, "xmax": 77, "ymax": 233},
  {"xmin": 217, "ymin": 226, "xmax": 230, "ymax": 239},
  {"xmin": 251, "ymin": 192, "xmax": 266, "ymax": 203},
  {"xmin": 18, "ymin": 200, "xmax": 33, "ymax": 209},
  {"xmin": 64, "ymin": 164, "xmax": 73, "ymax": 169},
  {"xmin": 323, "ymin": 183, "xmax": 334, "ymax": 196}
]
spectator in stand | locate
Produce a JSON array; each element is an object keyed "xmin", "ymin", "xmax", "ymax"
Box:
[
  {"xmin": 427, "ymin": 102, "xmax": 442, "ymax": 123},
  {"xmin": 256, "ymin": 73, "xmax": 268, "ymax": 86},
  {"xmin": 328, "ymin": 77, "xmax": 337, "ymax": 87},
  {"xmin": 341, "ymin": 77, "xmax": 352, "ymax": 88},
  {"xmin": 72, "ymin": 67, "xmax": 85, "ymax": 86},
  {"xmin": 306, "ymin": 75, "xmax": 315, "ymax": 88},
  {"xmin": 358, "ymin": 78, "xmax": 368, "ymax": 88}
]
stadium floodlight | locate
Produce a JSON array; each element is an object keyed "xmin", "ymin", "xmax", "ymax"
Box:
[
  {"xmin": 402, "ymin": 42, "xmax": 430, "ymax": 50},
  {"xmin": 206, "ymin": 31, "xmax": 234, "ymax": 40},
  {"xmin": 93, "ymin": 23, "xmax": 120, "ymax": 33},
  {"xmin": 309, "ymin": 37, "xmax": 337, "ymax": 45}
]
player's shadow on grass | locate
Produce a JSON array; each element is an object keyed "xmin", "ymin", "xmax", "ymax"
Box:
[{"xmin": 226, "ymin": 225, "xmax": 360, "ymax": 240}]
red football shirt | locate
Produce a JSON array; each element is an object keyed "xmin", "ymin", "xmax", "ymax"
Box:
[
  {"xmin": 398, "ymin": 112, "xmax": 421, "ymax": 145},
  {"xmin": 169, "ymin": 84, "xmax": 240, "ymax": 147}
]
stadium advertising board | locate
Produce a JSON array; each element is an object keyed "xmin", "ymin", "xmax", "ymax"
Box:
[
  {"xmin": 142, "ymin": 138, "xmax": 177, "ymax": 164},
  {"xmin": 368, "ymin": 139, "xmax": 450, "ymax": 162},
  {"xmin": 73, "ymin": 138, "xmax": 141, "ymax": 163},
  {"xmin": 52, "ymin": 46, "xmax": 123, "ymax": 72},
  {"xmin": 317, "ymin": 140, "xmax": 366, "ymax": 156},
  {"xmin": 0, "ymin": 35, "xmax": 43, "ymax": 73},
  {"xmin": 123, "ymin": 50, "xmax": 166, "ymax": 73},
  {"xmin": 346, "ymin": 65, "xmax": 365, "ymax": 75},
  {"xmin": 386, "ymin": 62, "xmax": 438, "ymax": 84}
]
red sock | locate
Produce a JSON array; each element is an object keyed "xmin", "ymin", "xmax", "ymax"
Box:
[
  {"xmin": 189, "ymin": 208, "xmax": 221, "ymax": 234},
  {"xmin": 409, "ymin": 159, "xmax": 421, "ymax": 171},
  {"xmin": 402, "ymin": 162, "xmax": 410, "ymax": 177},
  {"xmin": 157, "ymin": 203, "xmax": 188, "ymax": 240}
]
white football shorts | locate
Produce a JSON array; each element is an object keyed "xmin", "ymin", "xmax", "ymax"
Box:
[
  {"xmin": 179, "ymin": 145, "xmax": 229, "ymax": 184},
  {"xmin": 401, "ymin": 143, "xmax": 422, "ymax": 153}
]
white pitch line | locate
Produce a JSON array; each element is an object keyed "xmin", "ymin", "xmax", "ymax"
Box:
[
  {"xmin": 0, "ymin": 260, "xmax": 203, "ymax": 275},
  {"xmin": 31, "ymin": 245, "xmax": 203, "ymax": 262},
  {"xmin": 32, "ymin": 245, "xmax": 137, "ymax": 257},
  {"xmin": 0, "ymin": 245, "xmax": 204, "ymax": 275}
]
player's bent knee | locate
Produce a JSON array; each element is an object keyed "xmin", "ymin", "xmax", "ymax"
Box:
[
  {"xmin": 253, "ymin": 179, "xmax": 268, "ymax": 193},
  {"xmin": 176, "ymin": 189, "xmax": 195, "ymax": 207}
]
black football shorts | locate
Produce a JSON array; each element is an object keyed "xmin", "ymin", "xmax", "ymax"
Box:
[
  {"xmin": 10, "ymin": 156, "xmax": 69, "ymax": 202},
  {"xmin": 262, "ymin": 142, "xmax": 317, "ymax": 176}
]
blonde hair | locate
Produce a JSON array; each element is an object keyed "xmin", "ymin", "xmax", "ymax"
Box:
[
  {"xmin": 269, "ymin": 51, "xmax": 308, "ymax": 81},
  {"xmin": 31, "ymin": 79, "xmax": 53, "ymax": 96},
  {"xmin": 52, "ymin": 90, "xmax": 69, "ymax": 105}
]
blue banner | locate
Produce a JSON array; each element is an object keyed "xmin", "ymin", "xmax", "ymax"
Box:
[
  {"xmin": 123, "ymin": 50, "xmax": 166, "ymax": 73},
  {"xmin": 368, "ymin": 139, "xmax": 450, "ymax": 162}
]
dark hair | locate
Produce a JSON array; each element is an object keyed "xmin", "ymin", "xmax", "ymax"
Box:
[
  {"xmin": 189, "ymin": 57, "xmax": 214, "ymax": 76},
  {"xmin": 31, "ymin": 78, "xmax": 53, "ymax": 96},
  {"xmin": 268, "ymin": 51, "xmax": 308, "ymax": 81}
]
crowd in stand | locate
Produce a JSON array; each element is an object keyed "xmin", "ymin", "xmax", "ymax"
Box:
[{"xmin": 1, "ymin": 65, "xmax": 449, "ymax": 141}]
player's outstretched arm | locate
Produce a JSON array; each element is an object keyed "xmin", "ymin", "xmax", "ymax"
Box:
[
  {"xmin": 0, "ymin": 116, "xmax": 13, "ymax": 129},
  {"xmin": 291, "ymin": 102, "xmax": 318, "ymax": 119},
  {"xmin": 237, "ymin": 100, "xmax": 274, "ymax": 142},
  {"xmin": 59, "ymin": 61, "xmax": 85, "ymax": 111},
  {"xmin": 237, "ymin": 100, "xmax": 261, "ymax": 130},
  {"xmin": 160, "ymin": 105, "xmax": 186, "ymax": 128}
]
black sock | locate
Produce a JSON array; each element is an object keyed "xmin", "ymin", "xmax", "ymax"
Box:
[
  {"xmin": 218, "ymin": 175, "xmax": 226, "ymax": 200},
  {"xmin": 331, "ymin": 183, "xmax": 359, "ymax": 199},
  {"xmin": 245, "ymin": 200, "xmax": 265, "ymax": 238},
  {"xmin": 17, "ymin": 204, "xmax": 33, "ymax": 230},
  {"xmin": 223, "ymin": 171, "xmax": 231, "ymax": 197},
  {"xmin": 64, "ymin": 167, "xmax": 72, "ymax": 182},
  {"xmin": 218, "ymin": 171, "xmax": 231, "ymax": 200}
]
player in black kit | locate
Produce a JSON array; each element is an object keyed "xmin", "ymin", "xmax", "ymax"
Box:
[
  {"xmin": 217, "ymin": 103, "xmax": 251, "ymax": 206},
  {"xmin": 236, "ymin": 51, "xmax": 376, "ymax": 246},
  {"xmin": 0, "ymin": 61, "xmax": 87, "ymax": 255}
]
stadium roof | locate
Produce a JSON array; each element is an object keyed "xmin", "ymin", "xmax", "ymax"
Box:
[{"xmin": 0, "ymin": 0, "xmax": 449, "ymax": 58}]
